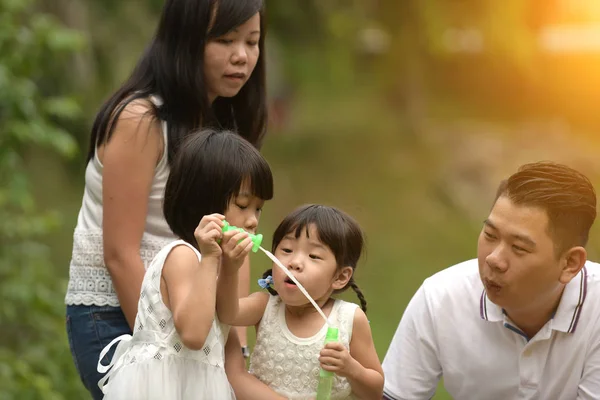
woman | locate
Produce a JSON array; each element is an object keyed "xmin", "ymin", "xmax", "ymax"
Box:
[{"xmin": 65, "ymin": 1, "xmax": 272, "ymax": 398}]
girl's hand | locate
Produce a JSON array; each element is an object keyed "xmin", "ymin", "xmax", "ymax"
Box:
[
  {"xmin": 194, "ymin": 214, "xmax": 225, "ymax": 259},
  {"xmin": 318, "ymin": 342, "xmax": 361, "ymax": 379},
  {"xmin": 220, "ymin": 229, "xmax": 253, "ymax": 272}
]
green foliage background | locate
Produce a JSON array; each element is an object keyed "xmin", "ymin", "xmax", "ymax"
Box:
[{"xmin": 2, "ymin": 1, "xmax": 600, "ymax": 398}]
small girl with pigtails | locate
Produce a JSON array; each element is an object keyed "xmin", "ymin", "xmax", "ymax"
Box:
[{"xmin": 216, "ymin": 204, "xmax": 384, "ymax": 400}]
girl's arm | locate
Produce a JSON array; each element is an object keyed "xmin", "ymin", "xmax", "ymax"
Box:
[
  {"xmin": 235, "ymin": 256, "xmax": 251, "ymax": 348},
  {"xmin": 102, "ymin": 99, "xmax": 163, "ymax": 329},
  {"xmin": 224, "ymin": 329, "xmax": 287, "ymax": 400},
  {"xmin": 319, "ymin": 308, "xmax": 384, "ymax": 400},
  {"xmin": 215, "ymin": 257, "xmax": 240, "ymax": 324},
  {"xmin": 217, "ymin": 266, "xmax": 269, "ymax": 327},
  {"xmin": 216, "ymin": 230, "xmax": 266, "ymax": 326},
  {"xmin": 162, "ymin": 244, "xmax": 220, "ymax": 350}
]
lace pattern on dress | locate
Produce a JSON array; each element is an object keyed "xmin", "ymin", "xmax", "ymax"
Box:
[
  {"xmin": 65, "ymin": 229, "xmax": 172, "ymax": 306},
  {"xmin": 249, "ymin": 296, "xmax": 358, "ymax": 400}
]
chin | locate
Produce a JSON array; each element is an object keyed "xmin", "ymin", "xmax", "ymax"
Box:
[{"xmin": 216, "ymin": 88, "xmax": 243, "ymax": 99}]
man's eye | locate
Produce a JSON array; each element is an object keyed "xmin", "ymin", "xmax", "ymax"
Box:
[{"xmin": 513, "ymin": 245, "xmax": 528, "ymax": 254}]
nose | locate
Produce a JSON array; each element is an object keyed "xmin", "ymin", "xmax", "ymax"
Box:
[
  {"xmin": 486, "ymin": 245, "xmax": 508, "ymax": 273},
  {"xmin": 287, "ymin": 254, "xmax": 303, "ymax": 271},
  {"xmin": 231, "ymin": 43, "xmax": 248, "ymax": 65},
  {"xmin": 244, "ymin": 214, "xmax": 258, "ymax": 233}
]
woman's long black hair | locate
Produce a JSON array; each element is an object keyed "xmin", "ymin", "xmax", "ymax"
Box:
[{"xmin": 86, "ymin": 0, "xmax": 267, "ymax": 165}]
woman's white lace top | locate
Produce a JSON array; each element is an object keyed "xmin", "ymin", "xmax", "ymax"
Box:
[
  {"xmin": 249, "ymin": 295, "xmax": 359, "ymax": 400},
  {"xmin": 65, "ymin": 96, "xmax": 176, "ymax": 307}
]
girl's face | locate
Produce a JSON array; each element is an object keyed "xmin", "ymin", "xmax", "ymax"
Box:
[
  {"xmin": 223, "ymin": 180, "xmax": 265, "ymax": 234},
  {"xmin": 204, "ymin": 13, "xmax": 261, "ymax": 103},
  {"xmin": 272, "ymin": 224, "xmax": 346, "ymax": 307}
]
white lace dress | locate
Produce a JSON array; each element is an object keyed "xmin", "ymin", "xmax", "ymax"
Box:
[
  {"xmin": 97, "ymin": 240, "xmax": 234, "ymax": 400},
  {"xmin": 249, "ymin": 295, "xmax": 359, "ymax": 400}
]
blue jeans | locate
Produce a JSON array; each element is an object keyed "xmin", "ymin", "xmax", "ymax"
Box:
[{"xmin": 66, "ymin": 305, "xmax": 132, "ymax": 400}]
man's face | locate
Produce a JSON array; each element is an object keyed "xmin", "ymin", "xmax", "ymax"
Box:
[{"xmin": 477, "ymin": 196, "xmax": 566, "ymax": 315}]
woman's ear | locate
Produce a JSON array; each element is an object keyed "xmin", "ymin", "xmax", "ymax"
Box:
[{"xmin": 332, "ymin": 266, "xmax": 353, "ymax": 290}]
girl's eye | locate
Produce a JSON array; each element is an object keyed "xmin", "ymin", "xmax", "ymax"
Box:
[
  {"xmin": 236, "ymin": 204, "xmax": 247, "ymax": 210},
  {"xmin": 281, "ymin": 248, "xmax": 292, "ymax": 254},
  {"xmin": 309, "ymin": 254, "xmax": 321, "ymax": 260}
]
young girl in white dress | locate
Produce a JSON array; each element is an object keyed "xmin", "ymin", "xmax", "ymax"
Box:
[
  {"xmin": 217, "ymin": 204, "xmax": 384, "ymax": 400},
  {"xmin": 97, "ymin": 128, "xmax": 273, "ymax": 399}
]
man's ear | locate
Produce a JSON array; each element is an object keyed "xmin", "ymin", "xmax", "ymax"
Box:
[
  {"xmin": 559, "ymin": 246, "xmax": 586, "ymax": 285},
  {"xmin": 332, "ymin": 266, "xmax": 353, "ymax": 290}
]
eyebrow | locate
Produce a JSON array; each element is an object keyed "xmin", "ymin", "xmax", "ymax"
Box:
[
  {"xmin": 483, "ymin": 219, "xmax": 537, "ymax": 248},
  {"xmin": 308, "ymin": 241, "xmax": 327, "ymax": 250},
  {"xmin": 232, "ymin": 29, "xmax": 261, "ymax": 35},
  {"xmin": 281, "ymin": 235, "xmax": 327, "ymax": 250}
]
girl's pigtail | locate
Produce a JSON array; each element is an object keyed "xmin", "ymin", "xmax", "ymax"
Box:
[
  {"xmin": 258, "ymin": 269, "xmax": 278, "ymax": 296},
  {"xmin": 348, "ymin": 278, "xmax": 367, "ymax": 313}
]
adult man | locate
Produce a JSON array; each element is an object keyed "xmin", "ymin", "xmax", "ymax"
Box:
[{"xmin": 382, "ymin": 161, "xmax": 600, "ymax": 399}]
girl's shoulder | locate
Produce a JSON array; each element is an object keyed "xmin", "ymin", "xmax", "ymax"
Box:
[
  {"xmin": 333, "ymin": 298, "xmax": 360, "ymax": 318},
  {"xmin": 150, "ymin": 240, "xmax": 200, "ymax": 272},
  {"xmin": 332, "ymin": 299, "xmax": 363, "ymax": 337},
  {"xmin": 163, "ymin": 240, "xmax": 201, "ymax": 264}
]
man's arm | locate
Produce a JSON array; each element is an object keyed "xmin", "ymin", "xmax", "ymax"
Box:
[{"xmin": 382, "ymin": 284, "xmax": 442, "ymax": 400}]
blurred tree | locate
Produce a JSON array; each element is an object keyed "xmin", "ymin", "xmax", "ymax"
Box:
[
  {"xmin": 0, "ymin": 0, "xmax": 87, "ymax": 398},
  {"xmin": 375, "ymin": 0, "xmax": 533, "ymax": 130}
]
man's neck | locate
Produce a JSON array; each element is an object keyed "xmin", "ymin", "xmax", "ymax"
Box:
[{"xmin": 505, "ymin": 286, "xmax": 564, "ymax": 339}]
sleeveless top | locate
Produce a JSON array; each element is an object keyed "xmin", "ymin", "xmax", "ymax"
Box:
[
  {"xmin": 65, "ymin": 95, "xmax": 176, "ymax": 307},
  {"xmin": 249, "ymin": 295, "xmax": 359, "ymax": 400},
  {"xmin": 97, "ymin": 240, "xmax": 233, "ymax": 399}
]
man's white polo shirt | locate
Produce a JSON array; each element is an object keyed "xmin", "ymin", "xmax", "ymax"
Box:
[{"xmin": 382, "ymin": 259, "xmax": 600, "ymax": 400}]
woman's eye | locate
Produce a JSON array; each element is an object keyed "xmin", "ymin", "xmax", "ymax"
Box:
[
  {"xmin": 247, "ymin": 40, "xmax": 258, "ymax": 46},
  {"xmin": 218, "ymin": 38, "xmax": 233, "ymax": 44}
]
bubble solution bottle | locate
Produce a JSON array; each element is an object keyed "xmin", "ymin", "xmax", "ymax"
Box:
[{"xmin": 315, "ymin": 326, "xmax": 339, "ymax": 400}]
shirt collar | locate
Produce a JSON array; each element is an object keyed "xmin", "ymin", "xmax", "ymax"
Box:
[{"xmin": 479, "ymin": 266, "xmax": 588, "ymax": 333}]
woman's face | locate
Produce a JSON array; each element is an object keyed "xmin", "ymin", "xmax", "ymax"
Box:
[{"xmin": 204, "ymin": 13, "xmax": 261, "ymax": 103}]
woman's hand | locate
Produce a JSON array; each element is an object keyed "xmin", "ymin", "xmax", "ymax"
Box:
[{"xmin": 194, "ymin": 214, "xmax": 225, "ymax": 258}]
